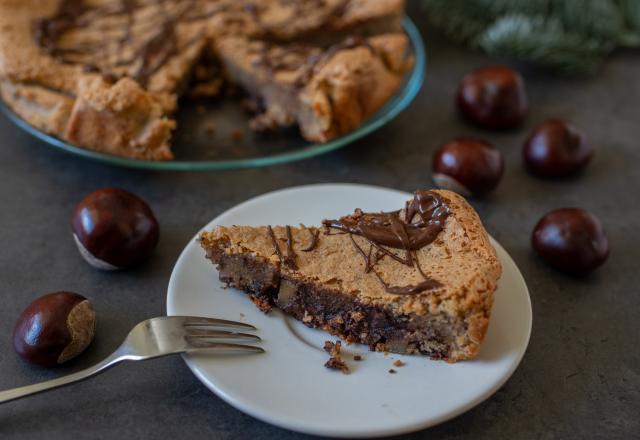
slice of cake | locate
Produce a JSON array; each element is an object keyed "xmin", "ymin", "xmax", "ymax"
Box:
[
  {"xmin": 214, "ymin": 34, "xmax": 414, "ymax": 142},
  {"xmin": 200, "ymin": 190, "xmax": 502, "ymax": 362}
]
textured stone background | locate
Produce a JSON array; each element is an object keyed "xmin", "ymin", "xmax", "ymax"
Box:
[{"xmin": 0, "ymin": 4, "xmax": 638, "ymax": 439}]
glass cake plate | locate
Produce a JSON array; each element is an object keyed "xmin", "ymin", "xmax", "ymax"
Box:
[{"xmin": 1, "ymin": 18, "xmax": 425, "ymax": 171}]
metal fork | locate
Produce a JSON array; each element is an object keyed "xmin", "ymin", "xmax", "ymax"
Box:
[{"xmin": 0, "ymin": 316, "xmax": 263, "ymax": 405}]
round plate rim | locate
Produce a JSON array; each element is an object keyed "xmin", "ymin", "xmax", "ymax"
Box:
[
  {"xmin": 1, "ymin": 18, "xmax": 426, "ymax": 171},
  {"xmin": 166, "ymin": 183, "xmax": 533, "ymax": 438}
]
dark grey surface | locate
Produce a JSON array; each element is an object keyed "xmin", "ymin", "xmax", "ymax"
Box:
[{"xmin": 1, "ymin": 5, "xmax": 639, "ymax": 439}]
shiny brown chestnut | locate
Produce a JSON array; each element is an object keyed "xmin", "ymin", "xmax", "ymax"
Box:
[
  {"xmin": 524, "ymin": 119, "xmax": 593, "ymax": 177},
  {"xmin": 72, "ymin": 188, "xmax": 159, "ymax": 270},
  {"xmin": 432, "ymin": 138, "xmax": 504, "ymax": 196},
  {"xmin": 532, "ymin": 208, "xmax": 609, "ymax": 276},
  {"xmin": 457, "ymin": 66, "xmax": 529, "ymax": 129},
  {"xmin": 13, "ymin": 292, "xmax": 96, "ymax": 366}
]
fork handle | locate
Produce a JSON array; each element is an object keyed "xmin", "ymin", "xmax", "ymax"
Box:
[{"xmin": 0, "ymin": 353, "xmax": 123, "ymax": 405}]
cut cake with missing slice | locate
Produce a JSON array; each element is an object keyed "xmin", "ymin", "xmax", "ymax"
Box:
[
  {"xmin": 214, "ymin": 33, "xmax": 414, "ymax": 142},
  {"xmin": 0, "ymin": 0, "xmax": 408, "ymax": 160},
  {"xmin": 199, "ymin": 189, "xmax": 502, "ymax": 362}
]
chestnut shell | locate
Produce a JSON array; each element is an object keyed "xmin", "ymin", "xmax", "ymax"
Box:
[
  {"xmin": 13, "ymin": 291, "xmax": 96, "ymax": 366},
  {"xmin": 532, "ymin": 208, "xmax": 609, "ymax": 276},
  {"xmin": 457, "ymin": 66, "xmax": 529, "ymax": 129},
  {"xmin": 432, "ymin": 138, "xmax": 505, "ymax": 196},
  {"xmin": 524, "ymin": 119, "xmax": 594, "ymax": 177},
  {"xmin": 72, "ymin": 188, "xmax": 159, "ymax": 269}
]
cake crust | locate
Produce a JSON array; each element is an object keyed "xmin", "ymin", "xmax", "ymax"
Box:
[
  {"xmin": 200, "ymin": 190, "xmax": 502, "ymax": 362},
  {"xmin": 215, "ymin": 34, "xmax": 414, "ymax": 142}
]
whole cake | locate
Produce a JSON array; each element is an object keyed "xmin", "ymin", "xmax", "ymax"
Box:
[
  {"xmin": 200, "ymin": 190, "xmax": 502, "ymax": 362},
  {"xmin": 0, "ymin": 0, "xmax": 412, "ymax": 160}
]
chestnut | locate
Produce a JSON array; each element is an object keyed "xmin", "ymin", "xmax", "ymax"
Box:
[
  {"xmin": 13, "ymin": 292, "xmax": 96, "ymax": 366},
  {"xmin": 432, "ymin": 138, "xmax": 504, "ymax": 196},
  {"xmin": 72, "ymin": 188, "xmax": 159, "ymax": 270},
  {"xmin": 532, "ymin": 208, "xmax": 609, "ymax": 276},
  {"xmin": 457, "ymin": 66, "xmax": 528, "ymax": 129},
  {"xmin": 524, "ymin": 119, "xmax": 593, "ymax": 177}
]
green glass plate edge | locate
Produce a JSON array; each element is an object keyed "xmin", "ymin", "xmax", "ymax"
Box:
[{"xmin": 1, "ymin": 17, "xmax": 426, "ymax": 171}]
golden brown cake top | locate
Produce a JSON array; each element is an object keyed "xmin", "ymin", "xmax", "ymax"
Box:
[
  {"xmin": 200, "ymin": 190, "xmax": 502, "ymax": 317},
  {"xmin": 0, "ymin": 0, "xmax": 216, "ymax": 95},
  {"xmin": 0, "ymin": 0, "xmax": 405, "ymax": 92},
  {"xmin": 215, "ymin": 33, "xmax": 412, "ymax": 87}
]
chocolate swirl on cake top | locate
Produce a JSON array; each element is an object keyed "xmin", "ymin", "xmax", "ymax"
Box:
[
  {"xmin": 322, "ymin": 190, "xmax": 450, "ymax": 295},
  {"xmin": 265, "ymin": 190, "xmax": 450, "ymax": 295},
  {"xmin": 33, "ymin": 0, "xmax": 214, "ymax": 86}
]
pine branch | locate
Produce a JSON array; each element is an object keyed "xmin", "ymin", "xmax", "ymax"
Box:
[
  {"xmin": 617, "ymin": 0, "xmax": 640, "ymax": 46},
  {"xmin": 478, "ymin": 14, "xmax": 609, "ymax": 75},
  {"xmin": 617, "ymin": 0, "xmax": 640, "ymax": 30},
  {"xmin": 422, "ymin": 0, "xmax": 640, "ymax": 74},
  {"xmin": 472, "ymin": 0, "xmax": 553, "ymax": 17},
  {"xmin": 552, "ymin": 0, "xmax": 623, "ymax": 41},
  {"xmin": 421, "ymin": 0, "xmax": 496, "ymax": 44}
]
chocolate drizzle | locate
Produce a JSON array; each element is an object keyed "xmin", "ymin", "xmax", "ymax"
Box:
[
  {"xmin": 133, "ymin": 20, "xmax": 179, "ymax": 85},
  {"xmin": 323, "ymin": 190, "xmax": 450, "ymax": 295},
  {"xmin": 32, "ymin": 0, "xmax": 366, "ymax": 89},
  {"xmin": 253, "ymin": 36, "xmax": 375, "ymax": 89},
  {"xmin": 267, "ymin": 225, "xmax": 319, "ymax": 268},
  {"xmin": 251, "ymin": 0, "xmax": 350, "ymax": 39},
  {"xmin": 299, "ymin": 36, "xmax": 375, "ymax": 87},
  {"xmin": 268, "ymin": 225, "xmax": 298, "ymax": 270},
  {"xmin": 301, "ymin": 228, "xmax": 320, "ymax": 252},
  {"xmin": 262, "ymin": 191, "xmax": 449, "ymax": 295},
  {"xmin": 32, "ymin": 0, "xmax": 209, "ymax": 87},
  {"xmin": 284, "ymin": 226, "xmax": 298, "ymax": 269},
  {"xmin": 324, "ymin": 191, "xmax": 450, "ymax": 251},
  {"xmin": 34, "ymin": 0, "xmax": 88, "ymax": 53}
]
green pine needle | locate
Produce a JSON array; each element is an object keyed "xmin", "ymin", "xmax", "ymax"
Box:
[
  {"xmin": 617, "ymin": 0, "xmax": 640, "ymax": 46},
  {"xmin": 479, "ymin": 14, "xmax": 610, "ymax": 74},
  {"xmin": 422, "ymin": 0, "xmax": 640, "ymax": 74},
  {"xmin": 553, "ymin": 0, "xmax": 623, "ymax": 41},
  {"xmin": 421, "ymin": 0, "xmax": 495, "ymax": 44}
]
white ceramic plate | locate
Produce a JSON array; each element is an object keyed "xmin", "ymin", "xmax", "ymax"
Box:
[{"xmin": 166, "ymin": 184, "xmax": 532, "ymax": 438}]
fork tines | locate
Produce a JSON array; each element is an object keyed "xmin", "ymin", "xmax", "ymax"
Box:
[
  {"xmin": 178, "ymin": 316, "xmax": 264, "ymax": 354},
  {"xmin": 185, "ymin": 341, "xmax": 264, "ymax": 353},
  {"xmin": 185, "ymin": 329, "xmax": 261, "ymax": 342},
  {"xmin": 181, "ymin": 316, "xmax": 257, "ymax": 330}
]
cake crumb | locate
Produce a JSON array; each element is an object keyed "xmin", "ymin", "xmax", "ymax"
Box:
[
  {"xmin": 388, "ymin": 369, "xmax": 397, "ymax": 374},
  {"xmin": 325, "ymin": 357, "xmax": 349, "ymax": 374},
  {"xmin": 324, "ymin": 340, "xmax": 349, "ymax": 373},
  {"xmin": 354, "ymin": 355, "xmax": 362, "ymax": 361},
  {"xmin": 393, "ymin": 360, "xmax": 405, "ymax": 367},
  {"xmin": 324, "ymin": 340, "xmax": 341, "ymax": 356}
]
